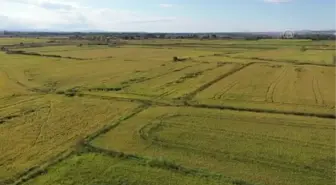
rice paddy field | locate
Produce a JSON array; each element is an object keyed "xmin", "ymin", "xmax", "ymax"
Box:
[
  {"xmin": 0, "ymin": 38, "xmax": 335, "ymax": 185},
  {"xmin": 0, "ymin": 38, "xmax": 51, "ymax": 46}
]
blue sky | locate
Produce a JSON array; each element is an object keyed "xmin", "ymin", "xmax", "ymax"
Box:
[{"xmin": 0, "ymin": 0, "xmax": 335, "ymax": 32}]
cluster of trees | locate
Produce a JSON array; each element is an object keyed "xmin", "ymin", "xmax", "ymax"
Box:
[
  {"xmin": 294, "ymin": 34, "xmax": 335, "ymax": 40},
  {"xmin": 3, "ymin": 30, "xmax": 335, "ymax": 41}
]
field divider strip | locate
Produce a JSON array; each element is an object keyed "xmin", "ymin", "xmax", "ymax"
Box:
[
  {"xmin": 84, "ymin": 104, "xmax": 149, "ymax": 143},
  {"xmin": 76, "ymin": 93, "xmax": 336, "ymax": 119},
  {"xmin": 185, "ymin": 102, "xmax": 336, "ymax": 119},
  {"xmin": 4, "ymin": 50, "xmax": 91, "ymax": 60},
  {"xmin": 5, "ymin": 103, "xmax": 148, "ymax": 185},
  {"xmin": 80, "ymin": 143, "xmax": 257, "ymax": 185},
  {"xmin": 137, "ymin": 120, "xmax": 333, "ymax": 178},
  {"xmin": 225, "ymin": 55, "xmax": 336, "ymax": 67},
  {"xmin": 182, "ymin": 62, "xmax": 255, "ymax": 100},
  {"xmin": 159, "ymin": 121, "xmax": 334, "ymax": 149},
  {"xmin": 4, "ymin": 150, "xmax": 75, "ymax": 185}
]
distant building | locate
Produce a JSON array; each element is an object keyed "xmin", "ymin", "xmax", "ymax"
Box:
[{"xmin": 281, "ymin": 31, "xmax": 295, "ymax": 39}]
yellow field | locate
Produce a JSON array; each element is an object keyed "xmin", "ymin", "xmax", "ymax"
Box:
[
  {"xmin": 229, "ymin": 48, "xmax": 335, "ymax": 64},
  {"xmin": 118, "ymin": 62, "xmax": 240, "ymax": 98},
  {"xmin": 25, "ymin": 153, "xmax": 235, "ymax": 185},
  {"xmin": 0, "ymin": 38, "xmax": 335, "ymax": 185},
  {"xmin": 92, "ymin": 106, "xmax": 335, "ymax": 185},
  {"xmin": 0, "ymin": 38, "xmax": 50, "ymax": 45},
  {"xmin": 195, "ymin": 63, "xmax": 335, "ymax": 114},
  {"xmin": 20, "ymin": 46, "xmax": 216, "ymax": 60},
  {"xmin": 0, "ymin": 95, "xmax": 139, "ymax": 180}
]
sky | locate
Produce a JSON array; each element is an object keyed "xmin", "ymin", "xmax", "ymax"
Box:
[{"xmin": 0, "ymin": 0, "xmax": 335, "ymax": 32}]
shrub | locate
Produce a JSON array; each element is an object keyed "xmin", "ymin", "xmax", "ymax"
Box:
[
  {"xmin": 232, "ymin": 180, "xmax": 254, "ymax": 185},
  {"xmin": 217, "ymin": 62, "xmax": 226, "ymax": 67},
  {"xmin": 173, "ymin": 56, "xmax": 188, "ymax": 62},
  {"xmin": 147, "ymin": 158, "xmax": 181, "ymax": 171},
  {"xmin": 55, "ymin": 90, "xmax": 65, "ymax": 95},
  {"xmin": 300, "ymin": 46, "xmax": 307, "ymax": 52},
  {"xmin": 74, "ymin": 138, "xmax": 86, "ymax": 153},
  {"xmin": 295, "ymin": 67, "xmax": 304, "ymax": 72}
]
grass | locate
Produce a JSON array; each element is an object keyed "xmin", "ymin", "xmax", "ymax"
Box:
[{"xmin": 0, "ymin": 38, "xmax": 335, "ymax": 185}]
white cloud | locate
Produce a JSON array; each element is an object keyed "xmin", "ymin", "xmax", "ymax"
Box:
[
  {"xmin": 0, "ymin": 0, "xmax": 177, "ymax": 31},
  {"xmin": 159, "ymin": 3, "xmax": 173, "ymax": 8},
  {"xmin": 0, "ymin": 0, "xmax": 316, "ymax": 32}
]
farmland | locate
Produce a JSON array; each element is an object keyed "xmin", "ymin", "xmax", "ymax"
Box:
[
  {"xmin": 0, "ymin": 38, "xmax": 335, "ymax": 185},
  {"xmin": 0, "ymin": 38, "xmax": 51, "ymax": 46},
  {"xmin": 0, "ymin": 95, "xmax": 139, "ymax": 180}
]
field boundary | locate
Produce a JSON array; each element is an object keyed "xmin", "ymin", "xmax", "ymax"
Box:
[
  {"xmin": 4, "ymin": 50, "xmax": 90, "ymax": 60},
  {"xmin": 137, "ymin": 121, "xmax": 331, "ymax": 178},
  {"xmin": 186, "ymin": 102, "xmax": 336, "ymax": 119},
  {"xmin": 4, "ymin": 103, "xmax": 148, "ymax": 185},
  {"xmin": 182, "ymin": 62, "xmax": 255, "ymax": 100},
  {"xmin": 2, "ymin": 41, "xmax": 335, "ymax": 185},
  {"xmin": 84, "ymin": 104, "xmax": 149, "ymax": 143},
  {"xmin": 1, "ymin": 150, "xmax": 75, "ymax": 185},
  {"xmin": 226, "ymin": 55, "xmax": 336, "ymax": 67},
  {"xmin": 78, "ymin": 93, "xmax": 336, "ymax": 119},
  {"xmin": 79, "ymin": 143, "xmax": 256, "ymax": 185}
]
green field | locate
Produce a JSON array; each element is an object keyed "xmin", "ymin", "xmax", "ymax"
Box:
[
  {"xmin": 0, "ymin": 38, "xmax": 335, "ymax": 185},
  {"xmin": 91, "ymin": 106, "xmax": 335, "ymax": 185},
  {"xmin": 0, "ymin": 38, "xmax": 51, "ymax": 46}
]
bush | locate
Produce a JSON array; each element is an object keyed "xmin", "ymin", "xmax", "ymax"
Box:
[
  {"xmin": 173, "ymin": 56, "xmax": 188, "ymax": 62},
  {"xmin": 147, "ymin": 158, "xmax": 181, "ymax": 171},
  {"xmin": 300, "ymin": 46, "xmax": 307, "ymax": 52},
  {"xmin": 74, "ymin": 138, "xmax": 86, "ymax": 153}
]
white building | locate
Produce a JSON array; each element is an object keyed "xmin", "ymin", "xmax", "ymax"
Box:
[{"xmin": 281, "ymin": 31, "xmax": 295, "ymax": 39}]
